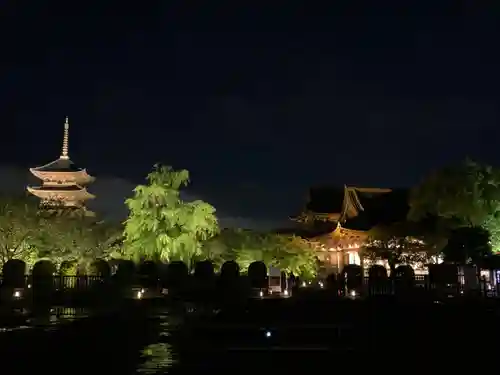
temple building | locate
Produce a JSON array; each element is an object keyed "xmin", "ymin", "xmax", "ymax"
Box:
[
  {"xmin": 292, "ymin": 185, "xmax": 415, "ymax": 275},
  {"xmin": 27, "ymin": 117, "xmax": 95, "ymax": 215}
]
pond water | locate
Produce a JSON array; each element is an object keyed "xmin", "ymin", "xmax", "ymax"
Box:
[{"xmin": 0, "ymin": 298, "xmax": 499, "ymax": 373}]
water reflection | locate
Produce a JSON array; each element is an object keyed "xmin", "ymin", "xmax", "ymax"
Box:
[
  {"xmin": 137, "ymin": 343, "xmax": 174, "ymax": 374},
  {"xmin": 136, "ymin": 312, "xmax": 176, "ymax": 373},
  {"xmin": 27, "ymin": 307, "xmax": 89, "ymax": 328},
  {"xmin": 0, "ymin": 306, "xmax": 90, "ymax": 333}
]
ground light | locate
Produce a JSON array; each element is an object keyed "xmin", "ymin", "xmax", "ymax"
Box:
[
  {"xmin": 265, "ymin": 331, "xmax": 272, "ymax": 338},
  {"xmin": 13, "ymin": 291, "xmax": 21, "ymax": 298}
]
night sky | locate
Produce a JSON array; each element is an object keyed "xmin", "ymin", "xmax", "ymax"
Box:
[{"xmin": 1, "ymin": 2, "xmax": 499, "ymax": 227}]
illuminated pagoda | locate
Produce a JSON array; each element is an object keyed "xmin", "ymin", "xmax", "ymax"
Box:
[
  {"xmin": 27, "ymin": 117, "xmax": 95, "ymax": 215},
  {"xmin": 292, "ymin": 185, "xmax": 409, "ymax": 274}
]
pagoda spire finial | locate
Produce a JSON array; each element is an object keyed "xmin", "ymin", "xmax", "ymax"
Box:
[{"xmin": 61, "ymin": 116, "xmax": 69, "ymax": 159}]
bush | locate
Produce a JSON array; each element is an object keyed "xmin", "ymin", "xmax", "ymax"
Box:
[
  {"xmin": 368, "ymin": 265, "xmax": 388, "ymax": 281},
  {"xmin": 341, "ymin": 264, "xmax": 363, "ymax": 290},
  {"xmin": 166, "ymin": 261, "xmax": 188, "ymax": 289},
  {"xmin": 429, "ymin": 263, "xmax": 458, "ymax": 285},
  {"xmin": 218, "ymin": 261, "xmax": 241, "ymax": 298},
  {"xmin": 32, "ymin": 260, "xmax": 56, "ymax": 278},
  {"xmin": 394, "ymin": 265, "xmax": 416, "ymax": 291},
  {"xmin": 194, "ymin": 260, "xmax": 215, "ymax": 280},
  {"xmin": 137, "ymin": 261, "xmax": 159, "ymax": 288},
  {"xmin": 2, "ymin": 259, "xmax": 26, "ymax": 288},
  {"xmin": 32, "ymin": 260, "xmax": 56, "ymax": 303},
  {"xmin": 221, "ymin": 260, "xmax": 240, "ymax": 280},
  {"xmin": 325, "ymin": 272, "xmax": 338, "ymax": 290},
  {"xmin": 114, "ymin": 260, "xmax": 136, "ymax": 285},
  {"xmin": 248, "ymin": 261, "xmax": 267, "ymax": 289}
]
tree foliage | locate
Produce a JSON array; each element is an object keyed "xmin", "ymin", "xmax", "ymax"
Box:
[
  {"xmin": 363, "ymin": 221, "xmax": 440, "ymax": 273},
  {"xmin": 204, "ymin": 229, "xmax": 318, "ymax": 277},
  {"xmin": 408, "ymin": 159, "xmax": 500, "ymax": 253},
  {"xmin": 0, "ymin": 194, "xmax": 124, "ymax": 270},
  {"xmin": 0, "ymin": 196, "xmax": 47, "ymax": 268},
  {"xmin": 442, "ymin": 226, "xmax": 492, "ymax": 265},
  {"xmin": 123, "ymin": 165, "xmax": 219, "ymax": 263},
  {"xmin": 40, "ymin": 218, "xmax": 123, "ymax": 267}
]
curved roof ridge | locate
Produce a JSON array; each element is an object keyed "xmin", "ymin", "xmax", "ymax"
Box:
[{"xmin": 30, "ymin": 157, "xmax": 84, "ymax": 172}]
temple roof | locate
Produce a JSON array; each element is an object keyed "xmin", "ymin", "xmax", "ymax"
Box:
[
  {"xmin": 306, "ymin": 186, "xmax": 345, "ymax": 214},
  {"xmin": 294, "ymin": 185, "xmax": 393, "ymax": 223},
  {"xmin": 31, "ymin": 158, "xmax": 83, "ymax": 172},
  {"xmin": 343, "ymin": 188, "xmax": 409, "ymax": 231}
]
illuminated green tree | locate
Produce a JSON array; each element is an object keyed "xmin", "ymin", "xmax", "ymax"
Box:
[
  {"xmin": 233, "ymin": 231, "xmax": 275, "ymax": 271},
  {"xmin": 408, "ymin": 158, "xmax": 500, "ymax": 255},
  {"xmin": 0, "ymin": 196, "xmax": 45, "ymax": 268},
  {"xmin": 39, "ymin": 218, "xmax": 123, "ymax": 267},
  {"xmin": 210, "ymin": 229, "xmax": 318, "ymax": 277},
  {"xmin": 123, "ymin": 165, "xmax": 219, "ymax": 263},
  {"xmin": 272, "ymin": 235, "xmax": 318, "ymax": 278}
]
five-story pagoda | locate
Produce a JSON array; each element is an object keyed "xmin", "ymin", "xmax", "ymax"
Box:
[{"xmin": 27, "ymin": 117, "xmax": 95, "ymax": 215}]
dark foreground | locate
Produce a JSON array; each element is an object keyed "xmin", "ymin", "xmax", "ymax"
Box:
[{"xmin": 0, "ymin": 295, "xmax": 499, "ymax": 373}]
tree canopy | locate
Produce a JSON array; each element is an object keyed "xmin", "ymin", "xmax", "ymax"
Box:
[
  {"xmin": 204, "ymin": 228, "xmax": 318, "ymax": 278},
  {"xmin": 0, "ymin": 195, "xmax": 43, "ymax": 267},
  {"xmin": 0, "ymin": 195, "xmax": 121, "ymax": 269},
  {"xmin": 123, "ymin": 165, "xmax": 219, "ymax": 264},
  {"xmin": 41, "ymin": 218, "xmax": 123, "ymax": 266},
  {"xmin": 364, "ymin": 221, "xmax": 442, "ymax": 273},
  {"xmin": 408, "ymin": 159, "xmax": 500, "ymax": 253},
  {"xmin": 442, "ymin": 226, "xmax": 492, "ymax": 265}
]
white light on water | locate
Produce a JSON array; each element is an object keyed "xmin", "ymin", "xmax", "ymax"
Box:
[{"xmin": 259, "ymin": 290, "xmax": 263, "ymax": 297}]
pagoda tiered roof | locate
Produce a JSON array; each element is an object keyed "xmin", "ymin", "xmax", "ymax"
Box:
[
  {"xmin": 27, "ymin": 185, "xmax": 95, "ymax": 201},
  {"xmin": 31, "ymin": 158, "xmax": 83, "ymax": 172},
  {"xmin": 27, "ymin": 117, "xmax": 95, "ymax": 209}
]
